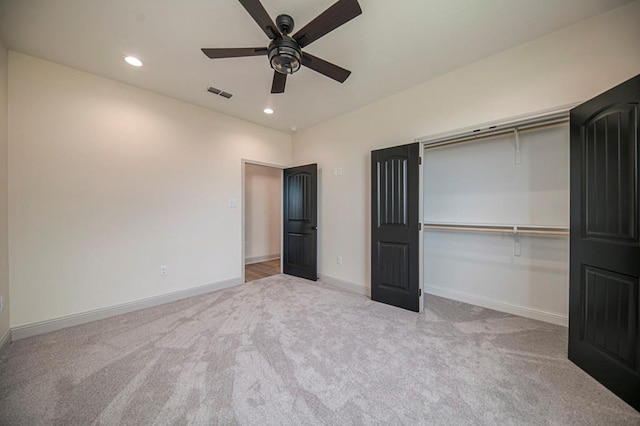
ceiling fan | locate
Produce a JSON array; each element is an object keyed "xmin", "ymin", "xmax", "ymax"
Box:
[{"xmin": 202, "ymin": 0, "xmax": 362, "ymax": 94}]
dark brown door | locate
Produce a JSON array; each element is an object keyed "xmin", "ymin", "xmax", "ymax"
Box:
[
  {"xmin": 569, "ymin": 74, "xmax": 640, "ymax": 411},
  {"xmin": 371, "ymin": 143, "xmax": 420, "ymax": 312},
  {"xmin": 283, "ymin": 164, "xmax": 318, "ymax": 281}
]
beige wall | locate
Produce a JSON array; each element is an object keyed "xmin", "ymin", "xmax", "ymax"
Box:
[
  {"xmin": 244, "ymin": 163, "xmax": 281, "ymax": 263},
  {"xmin": 291, "ymin": 1, "xmax": 640, "ymax": 319},
  {"xmin": 0, "ymin": 38, "xmax": 9, "ymax": 340},
  {"xmin": 8, "ymin": 52, "xmax": 292, "ymax": 327}
]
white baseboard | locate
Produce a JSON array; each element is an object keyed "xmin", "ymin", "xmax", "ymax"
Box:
[
  {"xmin": 245, "ymin": 254, "xmax": 280, "ymax": 265},
  {"xmin": 424, "ymin": 284, "xmax": 568, "ymax": 327},
  {"xmin": 0, "ymin": 328, "xmax": 11, "ymax": 354},
  {"xmin": 11, "ymin": 277, "xmax": 244, "ymax": 341},
  {"xmin": 319, "ymin": 274, "xmax": 369, "ymax": 297}
]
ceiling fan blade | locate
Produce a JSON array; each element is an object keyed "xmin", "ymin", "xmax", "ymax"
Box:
[
  {"xmin": 293, "ymin": 0, "xmax": 362, "ymax": 48},
  {"xmin": 201, "ymin": 47, "xmax": 268, "ymax": 59},
  {"xmin": 238, "ymin": 0, "xmax": 280, "ymax": 39},
  {"xmin": 301, "ymin": 52, "xmax": 351, "ymax": 83},
  {"xmin": 271, "ymin": 71, "xmax": 287, "ymax": 94}
]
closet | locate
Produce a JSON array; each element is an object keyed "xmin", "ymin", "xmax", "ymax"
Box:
[{"xmin": 420, "ymin": 113, "xmax": 570, "ymax": 325}]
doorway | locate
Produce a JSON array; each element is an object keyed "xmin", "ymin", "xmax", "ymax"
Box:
[{"xmin": 243, "ymin": 162, "xmax": 283, "ymax": 282}]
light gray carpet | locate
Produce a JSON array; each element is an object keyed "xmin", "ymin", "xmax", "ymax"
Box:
[{"xmin": 0, "ymin": 274, "xmax": 638, "ymax": 425}]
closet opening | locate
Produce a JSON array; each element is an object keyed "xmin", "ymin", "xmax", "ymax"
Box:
[
  {"xmin": 418, "ymin": 109, "xmax": 571, "ymax": 326},
  {"xmin": 242, "ymin": 161, "xmax": 283, "ymax": 282}
]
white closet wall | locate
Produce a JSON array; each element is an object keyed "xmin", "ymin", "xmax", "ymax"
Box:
[{"xmin": 423, "ymin": 124, "xmax": 569, "ymax": 325}]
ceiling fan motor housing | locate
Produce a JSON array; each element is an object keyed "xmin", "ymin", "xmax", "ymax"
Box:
[
  {"xmin": 276, "ymin": 14, "xmax": 295, "ymax": 34},
  {"xmin": 268, "ymin": 35, "xmax": 302, "ymax": 74}
]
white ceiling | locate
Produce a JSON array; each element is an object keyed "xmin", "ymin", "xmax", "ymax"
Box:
[{"xmin": 0, "ymin": 0, "xmax": 631, "ymax": 133}]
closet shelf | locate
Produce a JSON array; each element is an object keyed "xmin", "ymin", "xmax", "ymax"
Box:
[{"xmin": 423, "ymin": 222, "xmax": 569, "ymax": 236}]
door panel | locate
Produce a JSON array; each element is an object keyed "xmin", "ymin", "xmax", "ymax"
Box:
[
  {"xmin": 283, "ymin": 164, "xmax": 318, "ymax": 281},
  {"xmin": 569, "ymin": 73, "xmax": 640, "ymax": 411},
  {"xmin": 371, "ymin": 143, "xmax": 420, "ymax": 312},
  {"xmin": 582, "ymin": 266, "xmax": 637, "ymax": 368},
  {"xmin": 584, "ymin": 105, "xmax": 637, "ymax": 241}
]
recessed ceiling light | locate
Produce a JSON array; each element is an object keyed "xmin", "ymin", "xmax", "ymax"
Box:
[
  {"xmin": 124, "ymin": 56, "xmax": 143, "ymax": 67},
  {"xmin": 263, "ymin": 108, "xmax": 274, "ymax": 114}
]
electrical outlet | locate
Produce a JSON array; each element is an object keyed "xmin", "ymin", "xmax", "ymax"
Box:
[
  {"xmin": 160, "ymin": 265, "xmax": 168, "ymax": 276},
  {"xmin": 337, "ymin": 256, "xmax": 343, "ymax": 265}
]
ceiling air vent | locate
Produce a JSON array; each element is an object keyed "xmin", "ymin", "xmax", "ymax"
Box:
[{"xmin": 207, "ymin": 86, "xmax": 233, "ymax": 99}]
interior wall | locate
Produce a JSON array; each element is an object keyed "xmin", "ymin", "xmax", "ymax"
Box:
[
  {"xmin": 423, "ymin": 125, "xmax": 569, "ymax": 324},
  {"xmin": 291, "ymin": 2, "xmax": 640, "ymax": 319},
  {"xmin": 244, "ymin": 163, "xmax": 281, "ymax": 263},
  {"xmin": 424, "ymin": 125, "xmax": 569, "ymax": 225},
  {"xmin": 0, "ymin": 38, "xmax": 9, "ymax": 341},
  {"xmin": 8, "ymin": 52, "xmax": 292, "ymax": 328}
]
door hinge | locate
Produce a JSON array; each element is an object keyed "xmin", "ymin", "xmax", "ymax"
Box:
[
  {"xmin": 419, "ymin": 156, "xmax": 422, "ymax": 165},
  {"xmin": 418, "ymin": 223, "xmax": 422, "ymax": 231},
  {"xmin": 419, "ymin": 288, "xmax": 422, "ymax": 297}
]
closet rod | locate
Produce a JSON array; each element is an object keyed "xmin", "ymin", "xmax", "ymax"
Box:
[
  {"xmin": 423, "ymin": 224, "xmax": 569, "ymax": 236},
  {"xmin": 422, "ymin": 118, "xmax": 568, "ymax": 151}
]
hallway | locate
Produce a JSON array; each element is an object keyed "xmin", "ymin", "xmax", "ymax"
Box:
[{"xmin": 245, "ymin": 259, "xmax": 280, "ymax": 282}]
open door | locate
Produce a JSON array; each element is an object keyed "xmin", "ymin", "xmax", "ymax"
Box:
[
  {"xmin": 371, "ymin": 143, "xmax": 421, "ymax": 312},
  {"xmin": 283, "ymin": 164, "xmax": 318, "ymax": 281},
  {"xmin": 569, "ymin": 74, "xmax": 640, "ymax": 411}
]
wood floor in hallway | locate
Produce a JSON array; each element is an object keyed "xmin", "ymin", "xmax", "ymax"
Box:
[{"xmin": 245, "ymin": 258, "xmax": 280, "ymax": 282}]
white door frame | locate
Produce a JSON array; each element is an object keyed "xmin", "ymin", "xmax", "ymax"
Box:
[
  {"xmin": 415, "ymin": 104, "xmax": 576, "ymax": 315},
  {"xmin": 241, "ymin": 159, "xmax": 287, "ymax": 283}
]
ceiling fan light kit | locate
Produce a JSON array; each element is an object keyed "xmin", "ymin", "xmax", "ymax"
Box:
[
  {"xmin": 268, "ymin": 36, "xmax": 302, "ymax": 75},
  {"xmin": 202, "ymin": 0, "xmax": 362, "ymax": 94}
]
